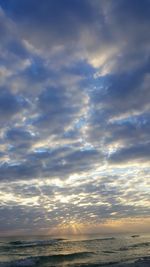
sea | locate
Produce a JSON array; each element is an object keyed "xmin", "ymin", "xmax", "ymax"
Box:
[{"xmin": 0, "ymin": 233, "xmax": 149, "ymax": 267}]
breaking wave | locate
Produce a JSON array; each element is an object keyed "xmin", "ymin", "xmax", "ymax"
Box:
[
  {"xmin": 72, "ymin": 237, "xmax": 116, "ymax": 244},
  {"xmin": 4, "ymin": 238, "xmax": 66, "ymax": 248},
  {"xmin": 119, "ymin": 242, "xmax": 150, "ymax": 251},
  {"xmin": 0, "ymin": 251, "xmax": 94, "ymax": 267}
]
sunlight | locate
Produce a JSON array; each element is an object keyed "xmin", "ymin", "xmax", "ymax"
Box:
[{"xmin": 57, "ymin": 220, "xmax": 84, "ymax": 235}]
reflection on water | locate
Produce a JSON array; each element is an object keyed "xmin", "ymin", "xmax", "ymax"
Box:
[{"xmin": 0, "ymin": 233, "xmax": 150, "ymax": 266}]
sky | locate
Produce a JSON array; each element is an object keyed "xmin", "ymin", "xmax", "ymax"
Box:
[{"xmin": 0, "ymin": 0, "xmax": 150, "ymax": 236}]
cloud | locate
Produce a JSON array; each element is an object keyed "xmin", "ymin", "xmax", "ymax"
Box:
[
  {"xmin": 109, "ymin": 142, "xmax": 150, "ymax": 164},
  {"xmin": 0, "ymin": 88, "xmax": 28, "ymax": 123},
  {"xmin": 1, "ymin": 0, "xmax": 96, "ymax": 53},
  {"xmin": 0, "ymin": 0, "xmax": 150, "ymax": 234},
  {"xmin": 0, "ymin": 171, "xmax": 149, "ymax": 233},
  {"xmin": 5, "ymin": 127, "xmax": 33, "ymax": 142},
  {"xmin": 0, "ymin": 146, "xmax": 102, "ymax": 182}
]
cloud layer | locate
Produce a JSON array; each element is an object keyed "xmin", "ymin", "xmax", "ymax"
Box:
[{"xmin": 0, "ymin": 0, "xmax": 150, "ymax": 234}]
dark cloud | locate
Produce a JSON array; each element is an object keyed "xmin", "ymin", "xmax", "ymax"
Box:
[
  {"xmin": 22, "ymin": 58, "xmax": 54, "ymax": 83},
  {"xmin": 87, "ymin": 61, "xmax": 150, "ymax": 150},
  {"xmin": 1, "ymin": 0, "xmax": 94, "ymax": 24},
  {"xmin": 91, "ymin": 60, "xmax": 150, "ymax": 116},
  {"xmin": 33, "ymin": 86, "xmax": 86, "ymax": 135},
  {"xmin": 110, "ymin": 0, "xmax": 150, "ymax": 25},
  {"xmin": 106, "ymin": 115, "xmax": 150, "ymax": 145},
  {"xmin": 5, "ymin": 127, "xmax": 33, "ymax": 142},
  {"xmin": 0, "ymin": 88, "xmax": 28, "ymax": 122},
  {"xmin": 2, "ymin": 127, "xmax": 35, "ymax": 157},
  {"xmin": 109, "ymin": 142, "xmax": 150, "ymax": 164},
  {"xmin": 6, "ymin": 40, "xmax": 28, "ymax": 58},
  {"xmin": 0, "ymin": 161, "xmax": 40, "ymax": 181},
  {"xmin": 0, "ymin": 0, "xmax": 96, "ymax": 50},
  {"xmin": 0, "ymin": 145, "xmax": 101, "ymax": 181}
]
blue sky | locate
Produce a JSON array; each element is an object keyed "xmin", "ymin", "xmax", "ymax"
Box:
[{"xmin": 0, "ymin": 0, "xmax": 150, "ymax": 235}]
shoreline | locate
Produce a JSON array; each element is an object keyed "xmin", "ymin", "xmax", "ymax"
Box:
[
  {"xmin": 75, "ymin": 257, "xmax": 150, "ymax": 267},
  {"xmin": 118, "ymin": 257, "xmax": 150, "ymax": 267},
  {"xmin": 110, "ymin": 257, "xmax": 150, "ymax": 267},
  {"xmin": 0, "ymin": 256, "xmax": 150, "ymax": 267}
]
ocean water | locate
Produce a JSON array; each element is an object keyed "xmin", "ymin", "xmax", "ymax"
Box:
[{"xmin": 0, "ymin": 233, "xmax": 149, "ymax": 267}]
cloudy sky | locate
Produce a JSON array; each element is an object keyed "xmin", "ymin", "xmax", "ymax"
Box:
[{"xmin": 0, "ymin": 0, "xmax": 150, "ymax": 236}]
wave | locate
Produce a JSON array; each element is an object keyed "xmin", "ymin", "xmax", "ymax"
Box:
[
  {"xmin": 131, "ymin": 235, "xmax": 140, "ymax": 238},
  {"xmin": 72, "ymin": 237, "xmax": 115, "ymax": 244},
  {"xmin": 64, "ymin": 260, "xmax": 121, "ymax": 267},
  {"xmin": 119, "ymin": 242, "xmax": 150, "ymax": 251},
  {"xmin": 0, "ymin": 237, "xmax": 116, "ymax": 250},
  {"xmin": 102, "ymin": 250, "xmax": 116, "ymax": 254},
  {"xmin": 0, "ymin": 258, "xmax": 35, "ymax": 267},
  {"xmin": 93, "ymin": 237, "xmax": 115, "ymax": 241},
  {"xmin": 69, "ymin": 257, "xmax": 150, "ymax": 267},
  {"xmin": 1, "ymin": 254, "xmax": 150, "ymax": 267},
  {"xmin": 1, "ymin": 237, "xmax": 115, "ymax": 249},
  {"xmin": 0, "ymin": 251, "xmax": 94, "ymax": 267},
  {"xmin": 131, "ymin": 242, "xmax": 150, "ymax": 248},
  {"xmin": 7, "ymin": 238, "xmax": 66, "ymax": 248}
]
